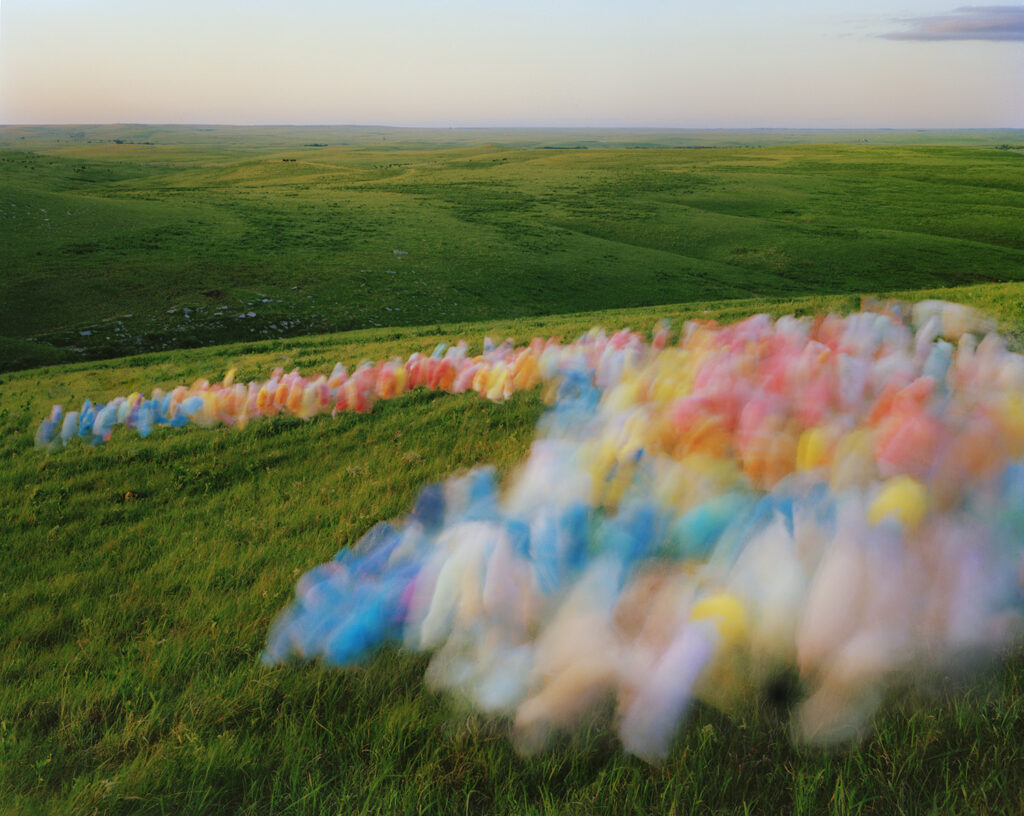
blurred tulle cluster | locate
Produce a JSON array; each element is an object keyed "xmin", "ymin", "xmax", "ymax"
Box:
[
  {"xmin": 33, "ymin": 300, "xmax": 1024, "ymax": 757},
  {"xmin": 257, "ymin": 300, "xmax": 1023, "ymax": 759},
  {"xmin": 34, "ymin": 334, "xmax": 553, "ymax": 449}
]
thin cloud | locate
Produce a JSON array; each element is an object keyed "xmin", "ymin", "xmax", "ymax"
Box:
[{"xmin": 881, "ymin": 5, "xmax": 1024, "ymax": 40}]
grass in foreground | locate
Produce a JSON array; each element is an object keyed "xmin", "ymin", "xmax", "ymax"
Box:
[{"xmin": 2, "ymin": 286, "xmax": 1023, "ymax": 815}]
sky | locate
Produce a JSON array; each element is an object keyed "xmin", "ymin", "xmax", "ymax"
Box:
[{"xmin": 1, "ymin": 1, "xmax": 1021, "ymax": 128}]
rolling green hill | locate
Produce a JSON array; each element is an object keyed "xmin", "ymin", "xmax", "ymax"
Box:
[
  {"xmin": 2, "ymin": 127, "xmax": 1022, "ymax": 371},
  {"xmin": 4, "ymin": 128, "xmax": 1024, "ymax": 813}
]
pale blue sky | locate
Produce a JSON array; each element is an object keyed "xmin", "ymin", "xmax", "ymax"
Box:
[{"xmin": 1, "ymin": 1, "xmax": 1021, "ymax": 127}]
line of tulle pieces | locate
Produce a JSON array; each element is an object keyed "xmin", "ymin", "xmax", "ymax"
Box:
[{"xmin": 35, "ymin": 299, "xmax": 1024, "ymax": 760}]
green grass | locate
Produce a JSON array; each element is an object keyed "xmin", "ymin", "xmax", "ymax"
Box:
[
  {"xmin": 4, "ymin": 127, "xmax": 1023, "ymax": 812},
  {"xmin": 2, "ymin": 127, "xmax": 1022, "ymax": 370},
  {"xmin": 2, "ymin": 284, "xmax": 1023, "ymax": 815}
]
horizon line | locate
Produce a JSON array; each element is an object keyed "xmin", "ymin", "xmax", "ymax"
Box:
[{"xmin": 2, "ymin": 122, "xmax": 1023, "ymax": 132}]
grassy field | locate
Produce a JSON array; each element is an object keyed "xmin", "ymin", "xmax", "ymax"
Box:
[
  {"xmin": 5, "ymin": 124, "xmax": 1024, "ymax": 151},
  {"xmin": 4, "ymin": 127, "xmax": 1024, "ymax": 813},
  {"xmin": 3, "ymin": 281, "xmax": 1024, "ymax": 815},
  {"xmin": 2, "ymin": 126, "xmax": 1022, "ymax": 371}
]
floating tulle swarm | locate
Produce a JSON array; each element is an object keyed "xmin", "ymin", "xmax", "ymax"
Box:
[
  {"xmin": 256, "ymin": 300, "xmax": 1023, "ymax": 759},
  {"xmin": 35, "ymin": 300, "xmax": 1024, "ymax": 759},
  {"xmin": 34, "ymin": 336, "xmax": 549, "ymax": 449}
]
